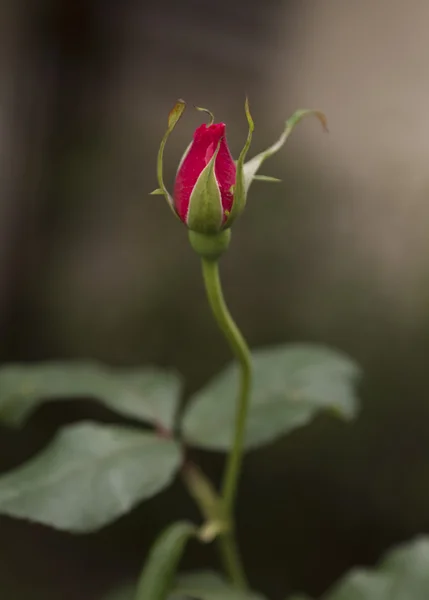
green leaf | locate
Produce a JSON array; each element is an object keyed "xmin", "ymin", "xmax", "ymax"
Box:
[
  {"xmin": 135, "ymin": 521, "xmax": 196, "ymax": 600},
  {"xmin": 182, "ymin": 344, "xmax": 361, "ymax": 451},
  {"xmin": 0, "ymin": 362, "xmax": 181, "ymax": 430},
  {"xmin": 288, "ymin": 537, "xmax": 429, "ymax": 600},
  {"xmin": 0, "ymin": 422, "xmax": 182, "ymax": 532},
  {"xmin": 322, "ymin": 537, "xmax": 429, "ymax": 600},
  {"xmin": 169, "ymin": 571, "xmax": 267, "ymax": 599}
]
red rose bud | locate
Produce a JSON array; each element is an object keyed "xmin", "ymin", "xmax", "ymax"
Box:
[
  {"xmin": 173, "ymin": 122, "xmax": 236, "ymax": 233},
  {"xmin": 151, "ymin": 99, "xmax": 327, "ymax": 246}
]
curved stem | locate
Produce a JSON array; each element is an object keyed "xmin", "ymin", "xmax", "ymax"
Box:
[{"xmin": 200, "ymin": 257, "xmax": 252, "ymax": 589}]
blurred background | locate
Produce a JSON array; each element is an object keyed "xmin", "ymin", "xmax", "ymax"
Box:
[{"xmin": 2, "ymin": 0, "xmax": 429, "ymax": 598}]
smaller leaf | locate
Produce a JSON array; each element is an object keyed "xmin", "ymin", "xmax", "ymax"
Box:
[
  {"xmin": 0, "ymin": 423, "xmax": 182, "ymax": 532},
  {"xmin": 135, "ymin": 521, "xmax": 196, "ymax": 600},
  {"xmin": 169, "ymin": 571, "xmax": 267, "ymax": 600},
  {"xmin": 150, "ymin": 188, "xmax": 166, "ymax": 196}
]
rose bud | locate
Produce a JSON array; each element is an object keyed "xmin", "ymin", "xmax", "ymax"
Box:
[
  {"xmin": 151, "ymin": 99, "xmax": 327, "ymax": 253},
  {"xmin": 173, "ymin": 120, "xmax": 236, "ymax": 233}
]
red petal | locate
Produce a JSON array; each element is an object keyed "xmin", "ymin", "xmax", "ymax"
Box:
[{"xmin": 174, "ymin": 123, "xmax": 236, "ymax": 222}]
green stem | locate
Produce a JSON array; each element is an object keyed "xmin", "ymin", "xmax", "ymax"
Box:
[
  {"xmin": 218, "ymin": 532, "xmax": 248, "ymax": 590},
  {"xmin": 200, "ymin": 257, "xmax": 252, "ymax": 589}
]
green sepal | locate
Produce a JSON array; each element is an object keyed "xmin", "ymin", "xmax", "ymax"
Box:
[
  {"xmin": 225, "ymin": 97, "xmax": 254, "ymax": 227},
  {"xmin": 243, "ymin": 108, "xmax": 327, "ymax": 195},
  {"xmin": 252, "ymin": 175, "xmax": 282, "ymax": 183},
  {"xmin": 194, "ymin": 105, "xmax": 215, "ymax": 125},
  {"xmin": 186, "ymin": 141, "xmax": 223, "ymax": 234},
  {"xmin": 154, "ymin": 99, "xmax": 186, "ymax": 216}
]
